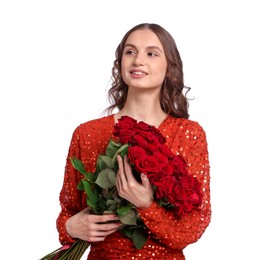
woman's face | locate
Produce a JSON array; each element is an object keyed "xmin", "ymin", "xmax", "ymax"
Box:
[{"xmin": 121, "ymin": 29, "xmax": 168, "ymax": 91}]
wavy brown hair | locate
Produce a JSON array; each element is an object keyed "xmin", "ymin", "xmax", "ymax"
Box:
[{"xmin": 105, "ymin": 23, "xmax": 190, "ymax": 119}]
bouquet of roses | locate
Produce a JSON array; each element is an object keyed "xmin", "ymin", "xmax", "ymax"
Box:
[{"xmin": 40, "ymin": 116, "xmax": 202, "ymax": 260}]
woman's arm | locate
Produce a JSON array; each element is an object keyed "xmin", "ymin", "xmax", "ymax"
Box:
[
  {"xmin": 138, "ymin": 120, "xmax": 211, "ymax": 250},
  {"xmin": 56, "ymin": 126, "xmax": 84, "ymax": 244},
  {"xmin": 56, "ymin": 125, "xmax": 121, "ymax": 244}
]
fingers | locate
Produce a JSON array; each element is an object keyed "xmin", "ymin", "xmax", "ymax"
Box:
[
  {"xmin": 67, "ymin": 210, "xmax": 122, "ymax": 242},
  {"xmin": 87, "ymin": 215, "xmax": 122, "ymax": 242},
  {"xmin": 91, "ymin": 214, "xmax": 119, "ymax": 223},
  {"xmin": 92, "ymin": 221, "xmax": 121, "ymax": 232},
  {"xmin": 116, "ymin": 155, "xmax": 124, "ymax": 189},
  {"xmin": 117, "ymin": 155, "xmax": 136, "ymax": 183},
  {"xmin": 123, "ymin": 155, "xmax": 135, "ymax": 182},
  {"xmin": 116, "ymin": 155, "xmax": 153, "ymax": 209},
  {"xmin": 88, "ymin": 226, "xmax": 120, "ymax": 242},
  {"xmin": 141, "ymin": 173, "xmax": 151, "ymax": 190}
]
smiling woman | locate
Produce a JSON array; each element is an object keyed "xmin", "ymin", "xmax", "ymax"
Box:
[
  {"xmin": 121, "ymin": 30, "xmax": 168, "ymax": 91},
  {"xmin": 48, "ymin": 23, "xmax": 211, "ymax": 260}
]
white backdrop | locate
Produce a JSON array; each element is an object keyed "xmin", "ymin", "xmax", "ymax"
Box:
[{"xmin": 1, "ymin": 1, "xmax": 267, "ymax": 259}]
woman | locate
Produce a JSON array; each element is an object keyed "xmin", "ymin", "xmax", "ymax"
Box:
[{"xmin": 57, "ymin": 23, "xmax": 211, "ymax": 259}]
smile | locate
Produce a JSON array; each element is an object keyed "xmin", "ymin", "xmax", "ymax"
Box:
[{"xmin": 130, "ymin": 70, "xmax": 148, "ymax": 76}]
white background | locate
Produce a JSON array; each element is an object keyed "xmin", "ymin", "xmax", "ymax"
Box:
[{"xmin": 1, "ymin": 1, "xmax": 267, "ymax": 259}]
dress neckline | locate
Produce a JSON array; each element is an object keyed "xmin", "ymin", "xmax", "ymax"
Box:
[{"xmin": 111, "ymin": 114, "xmax": 170, "ymax": 130}]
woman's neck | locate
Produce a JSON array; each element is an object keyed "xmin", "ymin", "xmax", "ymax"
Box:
[{"xmin": 114, "ymin": 90, "xmax": 167, "ymax": 128}]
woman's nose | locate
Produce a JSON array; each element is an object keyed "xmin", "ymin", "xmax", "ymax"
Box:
[{"xmin": 132, "ymin": 53, "xmax": 144, "ymax": 66}]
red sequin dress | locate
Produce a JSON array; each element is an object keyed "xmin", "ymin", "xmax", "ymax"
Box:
[{"xmin": 56, "ymin": 114, "xmax": 211, "ymax": 259}]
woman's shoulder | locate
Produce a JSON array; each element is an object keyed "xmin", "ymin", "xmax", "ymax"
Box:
[
  {"xmin": 166, "ymin": 116, "xmax": 208, "ymax": 147},
  {"xmin": 73, "ymin": 114, "xmax": 114, "ymax": 135},
  {"xmin": 167, "ymin": 116, "xmax": 206, "ymax": 134},
  {"xmin": 80, "ymin": 114, "xmax": 114, "ymax": 127}
]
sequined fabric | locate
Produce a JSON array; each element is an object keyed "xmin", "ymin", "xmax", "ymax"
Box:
[{"xmin": 56, "ymin": 114, "xmax": 211, "ymax": 259}]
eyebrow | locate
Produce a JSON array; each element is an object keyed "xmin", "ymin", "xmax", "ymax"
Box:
[{"xmin": 124, "ymin": 43, "xmax": 164, "ymax": 53}]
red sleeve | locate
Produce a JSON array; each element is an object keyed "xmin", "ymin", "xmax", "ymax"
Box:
[
  {"xmin": 56, "ymin": 126, "xmax": 84, "ymax": 245},
  {"xmin": 138, "ymin": 120, "xmax": 211, "ymax": 250},
  {"xmin": 55, "ymin": 116, "xmax": 114, "ymax": 245}
]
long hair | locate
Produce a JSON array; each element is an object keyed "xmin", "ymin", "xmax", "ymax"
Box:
[{"xmin": 105, "ymin": 23, "xmax": 190, "ymax": 119}]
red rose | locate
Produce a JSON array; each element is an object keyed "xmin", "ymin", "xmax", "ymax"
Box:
[
  {"xmin": 151, "ymin": 130, "xmax": 166, "ymax": 144},
  {"xmin": 118, "ymin": 116, "xmax": 137, "ymax": 128},
  {"xmin": 147, "ymin": 128, "xmax": 166, "ymax": 144},
  {"xmin": 147, "ymin": 171, "xmax": 164, "ymax": 187},
  {"xmin": 177, "ymin": 172, "xmax": 194, "ymax": 190},
  {"xmin": 173, "ymin": 185, "xmax": 187, "ymax": 205},
  {"xmin": 134, "ymin": 121, "xmax": 166, "ymax": 144},
  {"xmin": 159, "ymin": 144, "xmax": 174, "ymax": 159},
  {"xmin": 134, "ymin": 121, "xmax": 151, "ymax": 131},
  {"xmin": 137, "ymin": 130, "xmax": 162, "ymax": 144},
  {"xmin": 157, "ymin": 176, "xmax": 177, "ymax": 201},
  {"xmin": 155, "ymin": 187, "xmax": 164, "ymax": 199},
  {"xmin": 128, "ymin": 146, "xmax": 147, "ymax": 163},
  {"xmin": 159, "ymin": 163, "xmax": 174, "ymax": 176},
  {"xmin": 154, "ymin": 151, "xmax": 169, "ymax": 164},
  {"xmin": 113, "ymin": 116, "xmax": 137, "ymax": 140},
  {"xmin": 143, "ymin": 143, "xmax": 159, "ymax": 155},
  {"xmin": 193, "ymin": 178, "xmax": 203, "ymax": 205},
  {"xmin": 135, "ymin": 155, "xmax": 160, "ymax": 175},
  {"xmin": 172, "ymin": 155, "xmax": 188, "ymax": 174},
  {"xmin": 130, "ymin": 134, "xmax": 148, "ymax": 147},
  {"xmin": 191, "ymin": 191, "xmax": 200, "ymax": 205},
  {"xmin": 118, "ymin": 129, "xmax": 135, "ymax": 144}
]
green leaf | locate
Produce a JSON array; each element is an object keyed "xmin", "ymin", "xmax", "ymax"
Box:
[
  {"xmin": 117, "ymin": 205, "xmax": 131, "ymax": 215},
  {"xmin": 77, "ymin": 180, "xmax": 84, "ymax": 190},
  {"xmin": 120, "ymin": 227, "xmax": 134, "ymax": 239},
  {"xmin": 120, "ymin": 145, "xmax": 129, "ymax": 159},
  {"xmin": 110, "ymin": 188, "xmax": 119, "ymax": 199},
  {"xmin": 82, "ymin": 179, "xmax": 92, "ymax": 195},
  {"xmin": 118, "ymin": 208, "xmax": 137, "ymax": 225},
  {"xmin": 86, "ymin": 198, "xmax": 96, "ymax": 210},
  {"xmin": 96, "ymin": 199, "xmax": 107, "ymax": 213},
  {"xmin": 133, "ymin": 227, "xmax": 147, "ymax": 249},
  {"xmin": 103, "ymin": 210, "xmax": 115, "ymax": 215},
  {"xmin": 83, "ymin": 172, "xmax": 94, "ymax": 181},
  {"xmin": 106, "ymin": 139, "xmax": 122, "ymax": 158},
  {"xmin": 112, "ymin": 143, "xmax": 129, "ymax": 164},
  {"xmin": 82, "ymin": 179, "xmax": 98, "ymax": 209},
  {"xmin": 106, "ymin": 199, "xmax": 116, "ymax": 207},
  {"xmin": 97, "ymin": 155, "xmax": 113, "ymax": 171},
  {"xmin": 69, "ymin": 157, "xmax": 87, "ymax": 174},
  {"xmin": 95, "ymin": 168, "xmax": 116, "ymax": 189}
]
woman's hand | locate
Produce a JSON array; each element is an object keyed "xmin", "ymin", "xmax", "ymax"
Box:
[
  {"xmin": 65, "ymin": 207, "xmax": 122, "ymax": 242},
  {"xmin": 116, "ymin": 155, "xmax": 154, "ymax": 209}
]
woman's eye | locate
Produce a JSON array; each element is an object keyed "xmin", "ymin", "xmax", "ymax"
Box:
[
  {"xmin": 125, "ymin": 50, "xmax": 135, "ymax": 55},
  {"xmin": 148, "ymin": 52, "xmax": 158, "ymax": 57}
]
